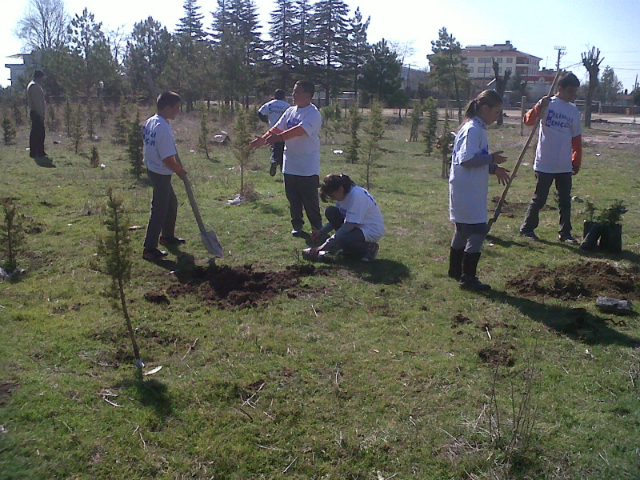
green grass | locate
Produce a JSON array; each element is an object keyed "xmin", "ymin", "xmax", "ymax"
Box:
[{"xmin": 1, "ymin": 108, "xmax": 640, "ymax": 479}]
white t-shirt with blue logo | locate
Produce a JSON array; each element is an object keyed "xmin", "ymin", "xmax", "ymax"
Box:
[
  {"xmin": 275, "ymin": 104, "xmax": 322, "ymax": 177},
  {"xmin": 142, "ymin": 114, "xmax": 178, "ymax": 176},
  {"xmin": 258, "ymin": 99, "xmax": 291, "ymax": 127},
  {"xmin": 449, "ymin": 116, "xmax": 491, "ymax": 224},
  {"xmin": 335, "ymin": 186, "xmax": 385, "ymax": 242},
  {"xmin": 533, "ymin": 96, "xmax": 582, "ymax": 174}
]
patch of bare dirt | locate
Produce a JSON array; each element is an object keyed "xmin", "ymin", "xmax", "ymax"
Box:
[
  {"xmin": 478, "ymin": 343, "xmax": 515, "ymax": 367},
  {"xmin": 451, "ymin": 313, "xmax": 472, "ymax": 328},
  {"xmin": 0, "ymin": 380, "xmax": 19, "ymax": 405},
  {"xmin": 166, "ymin": 264, "xmax": 324, "ymax": 309},
  {"xmin": 489, "ymin": 197, "xmax": 554, "ymax": 218},
  {"xmin": 506, "ymin": 261, "xmax": 640, "ymax": 300},
  {"xmin": 144, "ymin": 290, "xmax": 170, "ymax": 305}
]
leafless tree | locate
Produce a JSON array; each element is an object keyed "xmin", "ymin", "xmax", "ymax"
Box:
[
  {"xmin": 581, "ymin": 47, "xmax": 603, "ymax": 128},
  {"xmin": 14, "ymin": 0, "xmax": 69, "ymax": 51}
]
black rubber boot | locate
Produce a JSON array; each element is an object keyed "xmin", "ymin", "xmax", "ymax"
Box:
[
  {"xmin": 459, "ymin": 252, "xmax": 491, "ymax": 291},
  {"xmin": 448, "ymin": 247, "xmax": 464, "ymax": 280}
]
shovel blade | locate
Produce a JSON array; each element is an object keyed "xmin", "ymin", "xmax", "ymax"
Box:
[{"xmin": 201, "ymin": 231, "xmax": 223, "ymax": 257}]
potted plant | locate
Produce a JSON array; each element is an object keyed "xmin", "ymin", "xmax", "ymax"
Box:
[{"xmin": 581, "ymin": 199, "xmax": 626, "ymax": 253}]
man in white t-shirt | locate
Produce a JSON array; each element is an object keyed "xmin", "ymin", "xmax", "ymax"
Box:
[
  {"xmin": 520, "ymin": 72, "xmax": 583, "ymax": 244},
  {"xmin": 142, "ymin": 91, "xmax": 188, "ymax": 262},
  {"xmin": 258, "ymin": 89, "xmax": 290, "ymax": 176},
  {"xmin": 250, "ymin": 80, "xmax": 323, "ymax": 236}
]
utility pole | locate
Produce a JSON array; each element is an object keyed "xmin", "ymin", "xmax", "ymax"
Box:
[{"xmin": 554, "ymin": 46, "xmax": 566, "ymax": 72}]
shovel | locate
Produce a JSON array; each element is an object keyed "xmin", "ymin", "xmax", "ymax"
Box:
[
  {"xmin": 182, "ymin": 174, "xmax": 224, "ymax": 257},
  {"xmin": 174, "ymin": 154, "xmax": 223, "ymax": 257}
]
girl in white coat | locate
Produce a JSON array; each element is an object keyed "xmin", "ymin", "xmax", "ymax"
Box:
[{"xmin": 448, "ymin": 90, "xmax": 510, "ymax": 291}]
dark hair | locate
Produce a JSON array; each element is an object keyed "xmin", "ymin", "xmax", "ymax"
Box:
[
  {"xmin": 295, "ymin": 80, "xmax": 315, "ymax": 97},
  {"xmin": 464, "ymin": 89, "xmax": 503, "ymax": 120},
  {"xmin": 33, "ymin": 70, "xmax": 45, "ymax": 79},
  {"xmin": 320, "ymin": 174, "xmax": 355, "ymax": 202},
  {"xmin": 274, "ymin": 89, "xmax": 286, "ymax": 100},
  {"xmin": 558, "ymin": 72, "xmax": 580, "ymax": 89},
  {"xmin": 157, "ymin": 91, "xmax": 181, "ymax": 111}
]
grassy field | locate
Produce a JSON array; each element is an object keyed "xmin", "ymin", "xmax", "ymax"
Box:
[{"xmin": 1, "ymin": 105, "xmax": 640, "ymax": 479}]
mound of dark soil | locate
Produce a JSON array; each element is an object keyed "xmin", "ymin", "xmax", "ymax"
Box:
[
  {"xmin": 478, "ymin": 343, "xmax": 515, "ymax": 367},
  {"xmin": 166, "ymin": 263, "xmax": 322, "ymax": 309},
  {"xmin": 505, "ymin": 261, "xmax": 640, "ymax": 300}
]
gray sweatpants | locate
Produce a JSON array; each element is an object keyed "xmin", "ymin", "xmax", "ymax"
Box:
[
  {"xmin": 143, "ymin": 169, "xmax": 178, "ymax": 249},
  {"xmin": 451, "ymin": 222, "xmax": 488, "ymax": 254}
]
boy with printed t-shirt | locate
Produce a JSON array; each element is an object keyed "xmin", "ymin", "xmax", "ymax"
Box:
[
  {"xmin": 250, "ymin": 80, "xmax": 323, "ymax": 236},
  {"xmin": 142, "ymin": 91, "xmax": 188, "ymax": 262},
  {"xmin": 519, "ymin": 72, "xmax": 583, "ymax": 244},
  {"xmin": 258, "ymin": 89, "xmax": 290, "ymax": 176}
]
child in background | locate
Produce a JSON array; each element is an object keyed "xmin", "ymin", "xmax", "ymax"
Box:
[
  {"xmin": 142, "ymin": 91, "xmax": 188, "ymax": 262},
  {"xmin": 258, "ymin": 89, "xmax": 290, "ymax": 176},
  {"xmin": 448, "ymin": 90, "xmax": 510, "ymax": 291},
  {"xmin": 519, "ymin": 72, "xmax": 583, "ymax": 244},
  {"xmin": 305, "ymin": 174, "xmax": 385, "ymax": 262}
]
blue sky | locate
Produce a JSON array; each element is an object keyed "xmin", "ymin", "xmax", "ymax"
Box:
[{"xmin": 3, "ymin": 0, "xmax": 640, "ymax": 91}]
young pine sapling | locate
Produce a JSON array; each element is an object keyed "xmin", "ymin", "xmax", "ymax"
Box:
[
  {"xmin": 96, "ymin": 188, "xmax": 144, "ymax": 368},
  {"xmin": 1, "ymin": 198, "xmax": 26, "ymax": 274},
  {"xmin": 345, "ymin": 102, "xmax": 362, "ymax": 164},
  {"xmin": 128, "ymin": 111, "xmax": 144, "ymax": 179},
  {"xmin": 232, "ymin": 108, "xmax": 254, "ymax": 198},
  {"xmin": 362, "ymin": 99, "xmax": 384, "ymax": 190}
]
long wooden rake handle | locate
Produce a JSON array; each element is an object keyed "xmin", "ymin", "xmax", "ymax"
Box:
[{"xmin": 487, "ymin": 69, "xmax": 563, "ymax": 231}]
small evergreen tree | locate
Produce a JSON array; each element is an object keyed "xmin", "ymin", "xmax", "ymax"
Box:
[
  {"xmin": 409, "ymin": 102, "xmax": 423, "ymax": 142},
  {"xmin": 2, "ymin": 107, "xmax": 17, "ymax": 145},
  {"xmin": 46, "ymin": 103, "xmax": 58, "ymax": 132},
  {"xmin": 422, "ymin": 97, "xmax": 438, "ymax": 156},
  {"xmin": 362, "ymin": 100, "xmax": 384, "ymax": 190},
  {"xmin": 321, "ymin": 103, "xmax": 342, "ymax": 144},
  {"xmin": 96, "ymin": 188, "xmax": 144, "ymax": 369},
  {"xmin": 86, "ymin": 102, "xmax": 95, "ymax": 139},
  {"xmin": 437, "ymin": 107, "xmax": 454, "ymax": 179},
  {"xmin": 70, "ymin": 102, "xmax": 84, "ymax": 153},
  {"xmin": 128, "ymin": 112, "xmax": 144, "ymax": 179},
  {"xmin": 345, "ymin": 102, "xmax": 362, "ymax": 164},
  {"xmin": 64, "ymin": 99, "xmax": 72, "ymax": 137},
  {"xmin": 97, "ymin": 96, "xmax": 108, "ymax": 125},
  {"xmin": 113, "ymin": 96, "xmax": 129, "ymax": 144},
  {"xmin": 11, "ymin": 95, "xmax": 23, "ymax": 126},
  {"xmin": 197, "ymin": 104, "xmax": 211, "ymax": 160},
  {"xmin": 232, "ymin": 108, "xmax": 254, "ymax": 197},
  {"xmin": 90, "ymin": 145, "xmax": 100, "ymax": 168},
  {"xmin": 1, "ymin": 198, "xmax": 26, "ymax": 273}
]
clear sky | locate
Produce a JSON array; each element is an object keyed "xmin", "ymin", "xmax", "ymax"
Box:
[{"xmin": 3, "ymin": 0, "xmax": 640, "ymax": 91}]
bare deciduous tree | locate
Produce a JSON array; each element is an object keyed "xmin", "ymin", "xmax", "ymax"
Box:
[
  {"xmin": 581, "ymin": 47, "xmax": 603, "ymax": 129},
  {"xmin": 15, "ymin": 0, "xmax": 69, "ymax": 51}
]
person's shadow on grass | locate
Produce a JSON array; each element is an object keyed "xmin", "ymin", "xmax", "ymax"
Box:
[
  {"xmin": 33, "ymin": 156, "xmax": 56, "ymax": 168},
  {"xmin": 486, "ymin": 289, "xmax": 639, "ymax": 348},
  {"xmin": 327, "ymin": 257, "xmax": 411, "ymax": 285}
]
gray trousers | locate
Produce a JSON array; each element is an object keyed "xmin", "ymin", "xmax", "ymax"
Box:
[
  {"xmin": 284, "ymin": 173, "xmax": 322, "ymax": 231},
  {"xmin": 325, "ymin": 206, "xmax": 368, "ymax": 255},
  {"xmin": 520, "ymin": 171, "xmax": 573, "ymax": 236},
  {"xmin": 144, "ymin": 169, "xmax": 178, "ymax": 249},
  {"xmin": 451, "ymin": 222, "xmax": 488, "ymax": 254}
]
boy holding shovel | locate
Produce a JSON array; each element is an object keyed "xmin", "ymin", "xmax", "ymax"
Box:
[
  {"xmin": 519, "ymin": 72, "xmax": 583, "ymax": 244},
  {"xmin": 142, "ymin": 91, "xmax": 188, "ymax": 261}
]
